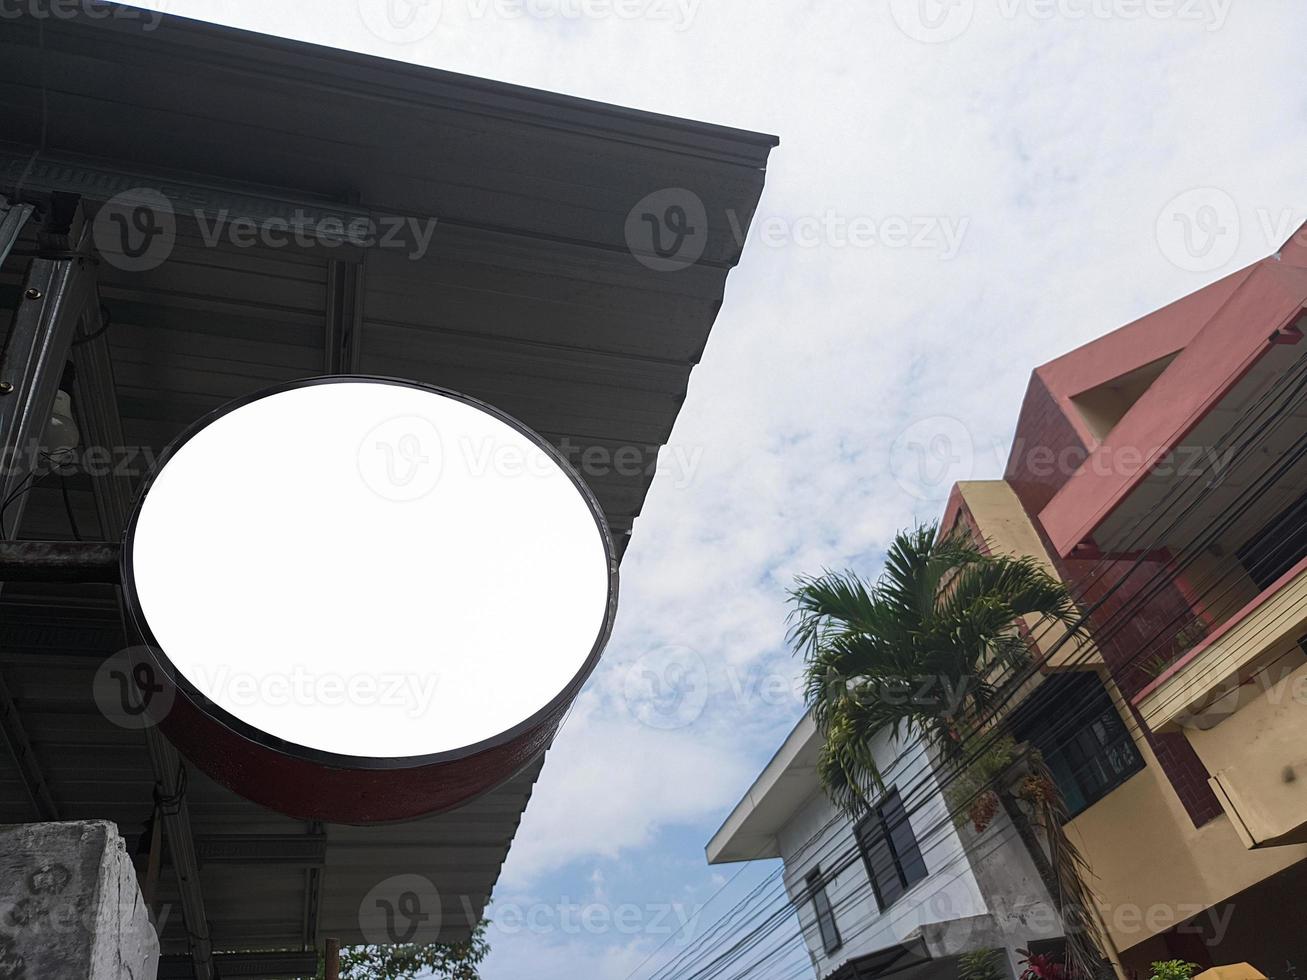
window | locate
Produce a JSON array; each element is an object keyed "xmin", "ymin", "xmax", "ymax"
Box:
[
  {"xmin": 1015, "ymin": 672, "xmax": 1143, "ymax": 818},
  {"xmin": 1236, "ymin": 489, "xmax": 1307, "ymax": 591},
  {"xmin": 805, "ymin": 866, "xmax": 841, "ymax": 954},
  {"xmin": 856, "ymin": 788, "xmax": 927, "ymax": 911}
]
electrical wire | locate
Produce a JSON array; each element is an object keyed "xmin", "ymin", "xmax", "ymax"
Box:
[
  {"xmin": 58, "ymin": 473, "xmax": 82, "ymax": 541},
  {"xmin": 635, "ymin": 341, "xmax": 1307, "ymax": 980}
]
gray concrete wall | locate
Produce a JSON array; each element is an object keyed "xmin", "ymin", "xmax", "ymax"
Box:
[
  {"xmin": 0, "ymin": 820, "xmax": 158, "ymax": 980},
  {"xmin": 953, "ymin": 807, "xmax": 1066, "ymax": 976},
  {"xmin": 773, "ymin": 733, "xmax": 993, "ymax": 978}
]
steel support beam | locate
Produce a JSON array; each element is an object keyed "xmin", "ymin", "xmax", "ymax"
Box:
[
  {"xmin": 145, "ymin": 738, "xmax": 214, "ymax": 978},
  {"xmin": 69, "ymin": 321, "xmax": 216, "ymax": 979},
  {"xmin": 158, "ymin": 951, "xmax": 319, "ymax": 979},
  {"xmin": 324, "ymin": 258, "xmax": 364, "ymax": 374},
  {"xmin": 0, "ymin": 197, "xmax": 34, "ymax": 269},
  {"xmin": 70, "ymin": 295, "xmax": 130, "ymax": 541},
  {"xmin": 0, "ymin": 199, "xmax": 214, "ymax": 979},
  {"xmin": 301, "ymin": 819, "xmax": 326, "ymax": 953},
  {"xmin": 0, "ymin": 671, "xmax": 58, "ymax": 820},
  {"xmin": 0, "ymin": 210, "xmax": 97, "ymax": 536},
  {"xmin": 193, "ymin": 833, "xmax": 327, "ymax": 867},
  {"xmin": 0, "ymin": 205, "xmax": 95, "ymax": 824}
]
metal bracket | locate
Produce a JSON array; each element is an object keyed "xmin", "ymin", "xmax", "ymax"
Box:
[
  {"xmin": 0, "ymin": 211, "xmax": 97, "ymax": 536},
  {"xmin": 0, "ymin": 203, "xmax": 95, "ymax": 826},
  {"xmin": 0, "ymin": 198, "xmax": 215, "ymax": 979},
  {"xmin": 325, "ymin": 258, "xmax": 364, "ymax": 373},
  {"xmin": 71, "ymin": 327, "xmax": 217, "ymax": 980},
  {"xmin": 0, "ymin": 197, "xmax": 35, "ymax": 269}
]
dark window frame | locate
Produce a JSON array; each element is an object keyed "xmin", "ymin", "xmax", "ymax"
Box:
[
  {"xmin": 1236, "ymin": 488, "xmax": 1307, "ymax": 591},
  {"xmin": 804, "ymin": 866, "xmax": 842, "ymax": 955},
  {"xmin": 855, "ymin": 787, "xmax": 928, "ymax": 912},
  {"xmin": 1015, "ymin": 672, "xmax": 1144, "ymax": 819}
]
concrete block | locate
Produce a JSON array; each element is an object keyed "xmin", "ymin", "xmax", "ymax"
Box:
[{"xmin": 0, "ymin": 820, "xmax": 158, "ymax": 980}]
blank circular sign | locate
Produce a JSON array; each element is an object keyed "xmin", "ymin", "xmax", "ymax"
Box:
[{"xmin": 122, "ymin": 377, "xmax": 616, "ymax": 786}]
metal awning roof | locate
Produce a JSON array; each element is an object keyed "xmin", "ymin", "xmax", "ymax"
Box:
[
  {"xmin": 0, "ymin": 3, "xmax": 775, "ymax": 969},
  {"xmin": 824, "ymin": 937, "xmax": 934, "ymax": 980}
]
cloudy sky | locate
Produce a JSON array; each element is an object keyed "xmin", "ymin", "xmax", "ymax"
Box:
[{"xmin": 116, "ymin": 0, "xmax": 1307, "ymax": 975}]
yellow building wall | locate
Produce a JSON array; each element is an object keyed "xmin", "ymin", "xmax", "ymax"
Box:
[
  {"xmin": 1180, "ymin": 551, "xmax": 1260, "ymax": 628},
  {"xmin": 1186, "ymin": 654, "xmax": 1307, "ymax": 847},
  {"xmin": 956, "ymin": 480, "xmax": 1307, "ymax": 954},
  {"xmin": 957, "ymin": 481, "xmax": 1098, "ymax": 671}
]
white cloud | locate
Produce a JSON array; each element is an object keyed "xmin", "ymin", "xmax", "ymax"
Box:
[
  {"xmin": 479, "ymin": 930, "xmax": 654, "ymax": 980},
  {"xmin": 500, "ymin": 687, "xmax": 760, "ymax": 884},
  {"xmin": 117, "ymin": 0, "xmax": 1307, "ymax": 971}
]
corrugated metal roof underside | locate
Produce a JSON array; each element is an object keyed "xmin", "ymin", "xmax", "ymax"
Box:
[{"xmin": 0, "ymin": 6, "xmax": 775, "ymax": 960}]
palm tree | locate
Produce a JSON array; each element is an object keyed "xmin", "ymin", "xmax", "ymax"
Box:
[{"xmin": 789, "ymin": 524, "xmax": 1110, "ymax": 979}]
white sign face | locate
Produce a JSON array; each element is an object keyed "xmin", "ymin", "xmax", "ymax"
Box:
[{"xmin": 124, "ymin": 379, "xmax": 614, "ymax": 762}]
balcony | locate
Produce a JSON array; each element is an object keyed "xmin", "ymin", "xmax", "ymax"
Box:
[{"xmin": 1135, "ymin": 555, "xmax": 1307, "ymax": 848}]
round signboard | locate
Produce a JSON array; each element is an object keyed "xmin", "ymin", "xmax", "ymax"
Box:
[{"xmin": 120, "ymin": 376, "xmax": 617, "ymax": 823}]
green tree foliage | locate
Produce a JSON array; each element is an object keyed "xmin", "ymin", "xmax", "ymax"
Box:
[
  {"xmin": 1149, "ymin": 960, "xmax": 1201, "ymax": 980},
  {"xmin": 790, "ymin": 524, "xmax": 1111, "ymax": 979},
  {"xmin": 313, "ymin": 922, "xmax": 490, "ymax": 980}
]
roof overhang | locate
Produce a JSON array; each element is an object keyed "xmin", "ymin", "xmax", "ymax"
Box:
[
  {"xmin": 1038, "ymin": 259, "xmax": 1307, "ymax": 558},
  {"xmin": 824, "ymin": 937, "xmax": 934, "ymax": 980},
  {"xmin": 706, "ymin": 712, "xmax": 821, "ymax": 864},
  {"xmin": 0, "ymin": 1, "xmax": 775, "ymax": 957}
]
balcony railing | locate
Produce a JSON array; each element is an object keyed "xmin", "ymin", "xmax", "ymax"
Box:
[
  {"xmin": 1135, "ymin": 553, "xmax": 1307, "ymax": 731},
  {"xmin": 1134, "ymin": 554, "xmax": 1307, "ymax": 848}
]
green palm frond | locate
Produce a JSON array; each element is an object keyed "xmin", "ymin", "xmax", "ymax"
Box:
[
  {"xmin": 791, "ymin": 522, "xmax": 1084, "ymax": 805},
  {"xmin": 790, "ymin": 521, "xmax": 1107, "ymax": 977},
  {"xmin": 1026, "ymin": 755, "xmax": 1104, "ymax": 980},
  {"xmin": 788, "ymin": 569, "xmax": 881, "ymax": 656}
]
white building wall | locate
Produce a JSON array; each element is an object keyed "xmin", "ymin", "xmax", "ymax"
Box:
[{"xmin": 774, "ymin": 732, "xmax": 989, "ymax": 978}]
